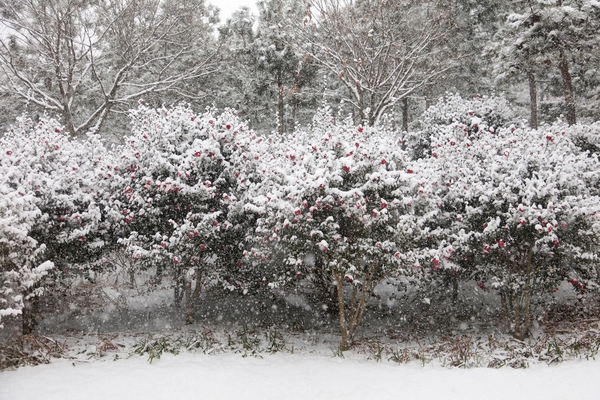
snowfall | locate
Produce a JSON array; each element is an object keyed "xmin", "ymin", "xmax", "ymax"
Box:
[{"xmin": 1, "ymin": 352, "xmax": 599, "ymax": 400}]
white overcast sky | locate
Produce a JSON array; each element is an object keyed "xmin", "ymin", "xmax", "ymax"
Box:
[{"xmin": 210, "ymin": 0, "xmax": 258, "ymax": 21}]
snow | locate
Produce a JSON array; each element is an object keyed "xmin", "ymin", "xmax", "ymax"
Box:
[{"xmin": 2, "ymin": 354, "xmax": 600, "ymax": 399}]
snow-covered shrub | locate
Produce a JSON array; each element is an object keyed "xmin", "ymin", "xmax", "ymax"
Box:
[
  {"xmin": 248, "ymin": 107, "xmax": 429, "ymax": 349},
  {"xmin": 0, "ymin": 116, "xmax": 109, "ymax": 332},
  {"xmin": 567, "ymin": 121, "xmax": 600, "ymax": 156},
  {"xmin": 416, "ymin": 98, "xmax": 600, "ymax": 338},
  {"xmin": 408, "ymin": 93, "xmax": 518, "ymax": 159},
  {"xmin": 107, "ymin": 104, "xmax": 263, "ymax": 323}
]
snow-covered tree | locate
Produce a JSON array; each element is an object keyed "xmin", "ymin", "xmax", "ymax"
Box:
[
  {"xmin": 219, "ymin": 0, "xmax": 319, "ymax": 134},
  {"xmin": 416, "ymin": 94, "xmax": 600, "ymax": 338},
  {"xmin": 247, "ymin": 106, "xmax": 428, "ymax": 349},
  {"xmin": 293, "ymin": 0, "xmax": 453, "ymax": 126},
  {"xmin": 491, "ymin": 0, "xmax": 600, "ymax": 126},
  {"xmin": 108, "ymin": 104, "xmax": 263, "ymax": 324},
  {"xmin": 0, "ymin": 0, "xmax": 220, "ymax": 137},
  {"xmin": 0, "ymin": 115, "xmax": 109, "ymax": 333}
]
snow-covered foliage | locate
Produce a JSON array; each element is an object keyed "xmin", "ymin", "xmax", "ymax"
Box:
[
  {"xmin": 415, "ymin": 95, "xmax": 600, "ymax": 338},
  {"xmin": 0, "ymin": 115, "xmax": 109, "ymax": 330},
  {"xmin": 409, "ymin": 93, "xmax": 518, "ymax": 159},
  {"xmin": 247, "ymin": 106, "xmax": 431, "ymax": 348},
  {"xmin": 1, "ymin": 97, "xmax": 600, "ymax": 348},
  {"xmin": 106, "ymin": 104, "xmax": 264, "ymax": 322}
]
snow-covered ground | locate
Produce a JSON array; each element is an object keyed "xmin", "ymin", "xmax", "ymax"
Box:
[{"xmin": 2, "ymin": 353, "xmax": 600, "ymax": 400}]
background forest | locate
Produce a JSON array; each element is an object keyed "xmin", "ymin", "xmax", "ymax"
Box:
[{"xmin": 1, "ymin": 0, "xmax": 600, "ymax": 366}]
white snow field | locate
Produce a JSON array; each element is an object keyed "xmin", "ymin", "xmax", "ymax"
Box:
[{"xmin": 2, "ymin": 354, "xmax": 600, "ymax": 400}]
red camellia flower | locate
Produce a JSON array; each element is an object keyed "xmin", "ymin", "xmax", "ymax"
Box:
[
  {"xmin": 478, "ymin": 282, "xmax": 485, "ymax": 289},
  {"xmin": 294, "ymin": 209, "xmax": 302, "ymax": 216},
  {"xmin": 6, "ymin": 150, "xmax": 12, "ymax": 155},
  {"xmin": 343, "ymin": 166, "xmax": 350, "ymax": 173},
  {"xmin": 381, "ymin": 159, "xmax": 387, "ymax": 164},
  {"xmin": 498, "ymin": 239, "xmax": 505, "ymax": 247},
  {"xmin": 407, "ymin": 169, "xmax": 413, "ymax": 174},
  {"xmin": 199, "ymin": 244, "xmax": 207, "ymax": 251}
]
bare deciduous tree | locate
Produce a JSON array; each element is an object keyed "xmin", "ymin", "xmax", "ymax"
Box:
[
  {"xmin": 0, "ymin": 0, "xmax": 220, "ymax": 136},
  {"xmin": 294, "ymin": 0, "xmax": 453, "ymax": 126}
]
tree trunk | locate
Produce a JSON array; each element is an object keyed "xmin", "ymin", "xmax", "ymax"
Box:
[
  {"xmin": 278, "ymin": 74, "xmax": 285, "ymax": 135},
  {"xmin": 528, "ymin": 70, "xmax": 538, "ymax": 130},
  {"xmin": 21, "ymin": 295, "xmax": 39, "ymax": 335},
  {"xmin": 451, "ymin": 273, "xmax": 459, "ymax": 305},
  {"xmin": 184, "ymin": 269, "xmax": 203, "ymax": 324},
  {"xmin": 173, "ymin": 267, "xmax": 184, "ymax": 308},
  {"xmin": 334, "ymin": 271, "xmax": 350, "ymax": 351},
  {"xmin": 402, "ymin": 97, "xmax": 409, "ymax": 132},
  {"xmin": 558, "ymin": 48, "xmax": 576, "ymax": 125},
  {"xmin": 155, "ymin": 262, "xmax": 163, "ymax": 285},
  {"xmin": 425, "ymin": 82, "xmax": 434, "ymax": 110},
  {"xmin": 291, "ymin": 95, "xmax": 297, "ymax": 133},
  {"xmin": 311, "ymin": 259, "xmax": 339, "ymax": 315},
  {"xmin": 129, "ymin": 269, "xmax": 136, "ymax": 288}
]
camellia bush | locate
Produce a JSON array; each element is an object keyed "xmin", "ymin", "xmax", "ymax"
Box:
[
  {"xmin": 0, "ymin": 115, "xmax": 110, "ymax": 333},
  {"xmin": 416, "ymin": 95, "xmax": 600, "ymax": 338},
  {"xmin": 1, "ymin": 98, "xmax": 599, "ymax": 346},
  {"xmin": 107, "ymin": 104, "xmax": 264, "ymax": 324},
  {"xmin": 408, "ymin": 93, "xmax": 517, "ymax": 160},
  {"xmin": 247, "ymin": 107, "xmax": 433, "ymax": 350}
]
